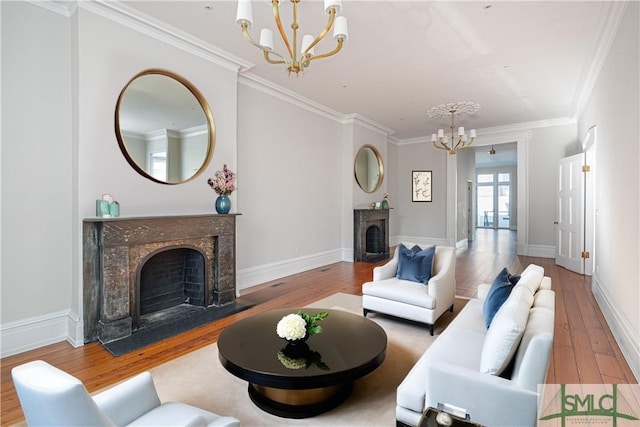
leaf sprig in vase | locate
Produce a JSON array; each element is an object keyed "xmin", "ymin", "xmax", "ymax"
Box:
[
  {"xmin": 276, "ymin": 311, "xmax": 329, "ymax": 342},
  {"xmin": 207, "ymin": 164, "xmax": 236, "ymax": 195}
]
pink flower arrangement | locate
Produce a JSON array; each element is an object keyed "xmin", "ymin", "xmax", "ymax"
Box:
[{"xmin": 207, "ymin": 165, "xmax": 236, "ymax": 196}]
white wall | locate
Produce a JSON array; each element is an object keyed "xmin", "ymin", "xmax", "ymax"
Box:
[
  {"xmin": 235, "ymin": 83, "xmax": 344, "ymax": 287},
  {"xmin": 1, "ymin": 2, "xmax": 74, "ymax": 353},
  {"xmin": 393, "ymin": 142, "xmax": 448, "ymax": 244},
  {"xmin": 527, "ymin": 123, "xmax": 579, "ymax": 246},
  {"xmin": 577, "ymin": 2, "xmax": 639, "ymax": 380}
]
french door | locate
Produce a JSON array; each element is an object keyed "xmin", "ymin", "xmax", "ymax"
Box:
[{"xmin": 476, "ymin": 173, "xmax": 511, "ymax": 229}]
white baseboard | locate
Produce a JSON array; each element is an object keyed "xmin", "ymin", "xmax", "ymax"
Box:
[
  {"xmin": 237, "ymin": 249, "xmax": 343, "ymax": 292},
  {"xmin": 0, "ymin": 310, "xmax": 80, "ymax": 358},
  {"xmin": 527, "ymin": 244, "xmax": 556, "ymax": 258},
  {"xmin": 456, "ymin": 239, "xmax": 469, "ymax": 251},
  {"xmin": 591, "ymin": 274, "xmax": 640, "ymax": 382},
  {"xmin": 341, "ymin": 248, "xmax": 354, "ymax": 262}
]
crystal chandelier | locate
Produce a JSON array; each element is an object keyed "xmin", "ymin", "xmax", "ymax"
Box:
[
  {"xmin": 236, "ymin": 0, "xmax": 348, "ymax": 76},
  {"xmin": 428, "ymin": 101, "xmax": 480, "ymax": 155}
]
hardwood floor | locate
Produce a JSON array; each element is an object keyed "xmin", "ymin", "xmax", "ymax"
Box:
[{"xmin": 1, "ymin": 230, "xmax": 636, "ymax": 425}]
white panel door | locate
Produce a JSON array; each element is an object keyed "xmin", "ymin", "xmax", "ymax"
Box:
[{"xmin": 556, "ymin": 153, "xmax": 585, "ymax": 274}]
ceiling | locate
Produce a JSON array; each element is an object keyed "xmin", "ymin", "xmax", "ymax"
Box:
[{"xmin": 114, "ymin": 1, "xmax": 616, "ymax": 142}]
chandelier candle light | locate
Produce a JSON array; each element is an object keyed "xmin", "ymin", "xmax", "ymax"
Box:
[
  {"xmin": 428, "ymin": 101, "xmax": 480, "ymax": 155},
  {"xmin": 236, "ymin": 0, "xmax": 348, "ymax": 76}
]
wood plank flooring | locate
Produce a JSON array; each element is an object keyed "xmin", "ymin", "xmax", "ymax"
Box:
[{"xmin": 1, "ymin": 230, "xmax": 636, "ymax": 425}]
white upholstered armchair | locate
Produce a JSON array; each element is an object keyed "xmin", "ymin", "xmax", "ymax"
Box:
[
  {"xmin": 362, "ymin": 245, "xmax": 456, "ymax": 335},
  {"xmin": 11, "ymin": 360, "xmax": 239, "ymax": 427}
]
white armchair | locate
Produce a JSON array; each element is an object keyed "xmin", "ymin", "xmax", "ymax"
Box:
[
  {"xmin": 362, "ymin": 245, "xmax": 456, "ymax": 335},
  {"xmin": 11, "ymin": 360, "xmax": 240, "ymax": 427}
]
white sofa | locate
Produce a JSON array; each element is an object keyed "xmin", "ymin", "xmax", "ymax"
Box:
[
  {"xmin": 362, "ymin": 245, "xmax": 456, "ymax": 335},
  {"xmin": 396, "ymin": 264, "xmax": 555, "ymax": 427}
]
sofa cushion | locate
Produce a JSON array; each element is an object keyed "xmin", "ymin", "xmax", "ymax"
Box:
[
  {"xmin": 516, "ymin": 264, "xmax": 545, "ymax": 294},
  {"xmin": 362, "ymin": 279, "xmax": 435, "ymax": 309},
  {"xmin": 396, "ymin": 244, "xmax": 435, "ymax": 284},
  {"xmin": 483, "ymin": 268, "xmax": 521, "ymax": 329},
  {"xmin": 480, "ymin": 286, "xmax": 534, "ymax": 375}
]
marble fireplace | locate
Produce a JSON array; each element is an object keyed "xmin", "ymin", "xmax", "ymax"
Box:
[{"xmin": 82, "ymin": 214, "xmax": 239, "ymax": 344}]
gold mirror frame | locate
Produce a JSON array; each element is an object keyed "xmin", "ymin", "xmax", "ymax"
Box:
[
  {"xmin": 115, "ymin": 69, "xmax": 215, "ymax": 185},
  {"xmin": 354, "ymin": 145, "xmax": 384, "ymax": 193}
]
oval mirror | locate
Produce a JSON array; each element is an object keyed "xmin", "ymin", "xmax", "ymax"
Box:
[
  {"xmin": 115, "ymin": 69, "xmax": 215, "ymax": 184},
  {"xmin": 354, "ymin": 145, "xmax": 384, "ymax": 193}
]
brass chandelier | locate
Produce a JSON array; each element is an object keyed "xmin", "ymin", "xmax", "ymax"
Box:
[
  {"xmin": 236, "ymin": 0, "xmax": 349, "ymax": 76},
  {"xmin": 428, "ymin": 101, "xmax": 480, "ymax": 155}
]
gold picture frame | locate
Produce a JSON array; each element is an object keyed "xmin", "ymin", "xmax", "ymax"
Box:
[{"xmin": 412, "ymin": 170, "xmax": 432, "ymax": 202}]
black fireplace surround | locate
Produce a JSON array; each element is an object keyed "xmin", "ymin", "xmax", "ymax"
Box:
[{"xmin": 354, "ymin": 209, "xmax": 390, "ymax": 263}]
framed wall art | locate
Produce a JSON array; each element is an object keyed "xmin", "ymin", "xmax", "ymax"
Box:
[{"xmin": 412, "ymin": 170, "xmax": 432, "ymax": 202}]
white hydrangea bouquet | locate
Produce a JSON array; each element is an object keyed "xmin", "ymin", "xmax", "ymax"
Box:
[{"xmin": 276, "ymin": 310, "xmax": 329, "ymax": 342}]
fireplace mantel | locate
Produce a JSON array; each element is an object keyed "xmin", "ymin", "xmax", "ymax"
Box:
[{"xmin": 83, "ymin": 214, "xmax": 239, "ymax": 344}]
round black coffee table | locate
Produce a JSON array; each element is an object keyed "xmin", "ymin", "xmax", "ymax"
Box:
[{"xmin": 217, "ymin": 308, "xmax": 387, "ymax": 418}]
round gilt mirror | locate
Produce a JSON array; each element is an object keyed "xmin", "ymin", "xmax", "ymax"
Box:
[
  {"xmin": 115, "ymin": 69, "xmax": 215, "ymax": 184},
  {"xmin": 354, "ymin": 145, "xmax": 384, "ymax": 193}
]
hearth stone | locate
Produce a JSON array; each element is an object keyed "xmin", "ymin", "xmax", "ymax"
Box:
[{"xmin": 83, "ymin": 214, "xmax": 240, "ymax": 344}]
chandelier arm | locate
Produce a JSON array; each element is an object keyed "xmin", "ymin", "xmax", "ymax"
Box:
[
  {"xmin": 272, "ymin": 0, "xmax": 294, "ymax": 60},
  {"xmin": 307, "ymin": 37, "xmax": 344, "ymax": 62},
  {"xmin": 301, "ymin": 7, "xmax": 336, "ymax": 57},
  {"xmin": 433, "ymin": 141, "xmax": 446, "ymax": 151},
  {"xmin": 263, "ymin": 50, "xmax": 286, "ymax": 65},
  {"xmin": 241, "ymin": 23, "xmax": 266, "ymax": 51}
]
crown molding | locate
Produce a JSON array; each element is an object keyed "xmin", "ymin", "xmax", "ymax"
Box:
[
  {"xmin": 238, "ymin": 72, "xmax": 347, "ymax": 124},
  {"xmin": 78, "ymin": 0, "xmax": 252, "ymax": 74},
  {"xmin": 571, "ymin": 1, "xmax": 628, "ymax": 120},
  {"xmin": 342, "ymin": 114, "xmax": 395, "ymax": 137},
  {"xmin": 391, "ymin": 117, "xmax": 573, "ymax": 146},
  {"xmin": 477, "ymin": 117, "xmax": 575, "ymax": 136},
  {"xmin": 27, "ymin": 0, "xmax": 75, "ymax": 17}
]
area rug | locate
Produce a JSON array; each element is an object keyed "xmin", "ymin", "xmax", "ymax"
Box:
[{"xmin": 148, "ymin": 293, "xmax": 468, "ymax": 426}]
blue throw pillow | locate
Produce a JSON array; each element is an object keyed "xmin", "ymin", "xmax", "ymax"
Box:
[
  {"xmin": 396, "ymin": 244, "xmax": 435, "ymax": 284},
  {"xmin": 483, "ymin": 268, "xmax": 520, "ymax": 329}
]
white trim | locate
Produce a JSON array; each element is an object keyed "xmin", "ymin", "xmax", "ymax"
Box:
[
  {"xmin": 477, "ymin": 117, "xmax": 575, "ymax": 137},
  {"xmin": 341, "ymin": 248, "xmax": 354, "ymax": 263},
  {"xmin": 79, "ymin": 1, "xmax": 250, "ymax": 74},
  {"xmin": 456, "ymin": 239, "xmax": 469, "ymax": 251},
  {"xmin": 392, "ymin": 118, "xmax": 574, "ymax": 146},
  {"xmin": 592, "ymin": 273, "xmax": 640, "ymax": 382},
  {"xmin": 527, "ymin": 244, "xmax": 556, "ymax": 258},
  {"xmin": 26, "ymin": 0, "xmax": 75, "ymax": 17},
  {"xmin": 572, "ymin": 2, "xmax": 629, "ymax": 120},
  {"xmin": 237, "ymin": 249, "xmax": 343, "ymax": 292},
  {"xmin": 342, "ymin": 114, "xmax": 395, "ymax": 137},
  {"xmin": 238, "ymin": 73, "xmax": 345, "ymax": 124},
  {"xmin": 0, "ymin": 310, "xmax": 80, "ymax": 358}
]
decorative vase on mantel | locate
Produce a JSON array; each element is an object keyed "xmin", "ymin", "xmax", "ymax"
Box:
[{"xmin": 215, "ymin": 194, "xmax": 231, "ymax": 214}]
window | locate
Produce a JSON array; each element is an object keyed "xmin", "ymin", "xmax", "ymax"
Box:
[{"xmin": 150, "ymin": 152, "xmax": 167, "ymax": 181}]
